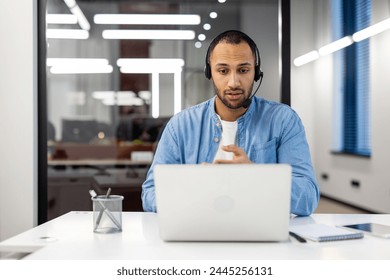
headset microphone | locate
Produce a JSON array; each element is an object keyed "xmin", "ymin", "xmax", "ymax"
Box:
[
  {"xmin": 241, "ymin": 96, "xmax": 253, "ymax": 109},
  {"xmin": 242, "ymin": 72, "xmax": 263, "ymax": 109}
]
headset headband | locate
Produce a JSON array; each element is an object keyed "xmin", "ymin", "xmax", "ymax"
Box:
[{"xmin": 204, "ymin": 30, "xmax": 263, "ymax": 81}]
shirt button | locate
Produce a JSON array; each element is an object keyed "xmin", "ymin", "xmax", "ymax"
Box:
[
  {"xmin": 216, "ymin": 122, "xmax": 221, "ymax": 127},
  {"xmin": 214, "ymin": 137, "xmax": 219, "ymax": 143}
]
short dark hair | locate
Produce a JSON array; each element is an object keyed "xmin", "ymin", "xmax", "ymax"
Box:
[{"xmin": 206, "ymin": 30, "xmax": 258, "ymax": 64}]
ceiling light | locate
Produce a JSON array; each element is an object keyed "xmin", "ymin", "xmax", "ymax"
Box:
[
  {"xmin": 92, "ymin": 91, "xmax": 136, "ymax": 100},
  {"xmin": 218, "ymin": 0, "xmax": 227, "ymax": 3},
  {"xmin": 63, "ymin": 0, "xmax": 90, "ymax": 30},
  {"xmin": 50, "ymin": 65, "xmax": 113, "ymax": 74},
  {"xmin": 102, "ymin": 97, "xmax": 144, "ymax": 106},
  {"xmin": 92, "ymin": 91, "xmax": 115, "ymax": 100},
  {"xmin": 203, "ymin": 23, "xmax": 211, "ymax": 30},
  {"xmin": 47, "ymin": 58, "xmax": 110, "ymax": 67},
  {"xmin": 46, "ymin": 14, "xmax": 78, "ymax": 24},
  {"xmin": 209, "ymin": 12, "xmax": 218, "ymax": 19},
  {"xmin": 138, "ymin": 91, "xmax": 152, "ymax": 102},
  {"xmin": 48, "ymin": 58, "xmax": 113, "ymax": 74},
  {"xmin": 318, "ymin": 36, "xmax": 353, "ymax": 56},
  {"xmin": 103, "ymin": 30, "xmax": 195, "ymax": 40},
  {"xmin": 352, "ymin": 18, "xmax": 390, "ymax": 42},
  {"xmin": 117, "ymin": 59, "xmax": 184, "ymax": 117},
  {"xmin": 293, "ymin": 51, "xmax": 319, "ymax": 67},
  {"xmin": 46, "ymin": 29, "xmax": 89, "ymax": 39},
  {"xmin": 70, "ymin": 5, "xmax": 90, "ymax": 30},
  {"xmin": 117, "ymin": 58, "xmax": 185, "ymax": 73},
  {"xmin": 94, "ymin": 14, "xmax": 201, "ymax": 25},
  {"xmin": 293, "ymin": 18, "xmax": 390, "ymax": 66},
  {"xmin": 198, "ymin": 34, "xmax": 206, "ymax": 41},
  {"xmin": 195, "ymin": 42, "xmax": 202, "ymax": 48},
  {"xmin": 63, "ymin": 0, "xmax": 76, "ymax": 7}
]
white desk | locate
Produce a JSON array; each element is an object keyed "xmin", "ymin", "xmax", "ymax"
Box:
[{"xmin": 1, "ymin": 212, "xmax": 390, "ymax": 260}]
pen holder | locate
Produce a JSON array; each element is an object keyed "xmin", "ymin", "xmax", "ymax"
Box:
[{"xmin": 92, "ymin": 195, "xmax": 124, "ymax": 234}]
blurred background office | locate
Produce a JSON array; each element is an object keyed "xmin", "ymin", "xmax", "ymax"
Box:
[{"xmin": 1, "ymin": 0, "xmax": 390, "ymax": 242}]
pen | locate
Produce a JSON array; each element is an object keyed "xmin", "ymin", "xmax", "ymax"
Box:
[
  {"xmin": 95, "ymin": 188, "xmax": 111, "ymax": 230},
  {"xmin": 289, "ymin": 231, "xmax": 307, "ymax": 243}
]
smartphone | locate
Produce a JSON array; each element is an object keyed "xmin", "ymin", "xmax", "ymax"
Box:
[{"xmin": 341, "ymin": 223, "xmax": 390, "ymax": 238}]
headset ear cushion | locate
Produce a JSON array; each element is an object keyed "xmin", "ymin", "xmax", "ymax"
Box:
[
  {"xmin": 254, "ymin": 68, "xmax": 263, "ymax": 82},
  {"xmin": 255, "ymin": 66, "xmax": 260, "ymax": 82},
  {"xmin": 254, "ymin": 67, "xmax": 260, "ymax": 82}
]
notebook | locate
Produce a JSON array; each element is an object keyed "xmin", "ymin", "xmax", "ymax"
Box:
[
  {"xmin": 289, "ymin": 224, "xmax": 364, "ymax": 242},
  {"xmin": 154, "ymin": 164, "xmax": 292, "ymax": 242}
]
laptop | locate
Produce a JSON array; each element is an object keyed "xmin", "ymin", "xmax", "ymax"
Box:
[{"xmin": 154, "ymin": 164, "xmax": 291, "ymax": 242}]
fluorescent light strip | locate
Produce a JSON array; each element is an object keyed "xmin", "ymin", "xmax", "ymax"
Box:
[
  {"xmin": 47, "ymin": 58, "xmax": 109, "ymax": 67},
  {"xmin": 293, "ymin": 51, "xmax": 319, "ymax": 67},
  {"xmin": 118, "ymin": 58, "xmax": 184, "ymax": 116},
  {"xmin": 63, "ymin": 0, "xmax": 90, "ymax": 30},
  {"xmin": 318, "ymin": 36, "xmax": 353, "ymax": 56},
  {"xmin": 92, "ymin": 91, "xmax": 136, "ymax": 100},
  {"xmin": 50, "ymin": 65, "xmax": 113, "ymax": 74},
  {"xmin": 48, "ymin": 58, "xmax": 112, "ymax": 74},
  {"xmin": 117, "ymin": 58, "xmax": 185, "ymax": 73},
  {"xmin": 92, "ymin": 91, "xmax": 116, "ymax": 100},
  {"xmin": 102, "ymin": 30, "xmax": 195, "ymax": 40},
  {"xmin": 139, "ymin": 91, "xmax": 151, "ymax": 101},
  {"xmin": 94, "ymin": 14, "xmax": 201, "ymax": 25},
  {"xmin": 70, "ymin": 5, "xmax": 91, "ymax": 30},
  {"xmin": 353, "ymin": 18, "xmax": 390, "ymax": 42},
  {"xmin": 294, "ymin": 18, "xmax": 390, "ymax": 67},
  {"xmin": 102, "ymin": 96, "xmax": 144, "ymax": 106},
  {"xmin": 46, "ymin": 29, "xmax": 89, "ymax": 39},
  {"xmin": 46, "ymin": 14, "xmax": 78, "ymax": 24},
  {"xmin": 63, "ymin": 0, "xmax": 76, "ymax": 7}
]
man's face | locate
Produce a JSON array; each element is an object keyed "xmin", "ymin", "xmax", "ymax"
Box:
[{"xmin": 210, "ymin": 42, "xmax": 255, "ymax": 110}]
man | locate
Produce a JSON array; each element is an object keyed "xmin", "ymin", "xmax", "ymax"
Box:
[{"xmin": 142, "ymin": 30, "xmax": 319, "ymax": 216}]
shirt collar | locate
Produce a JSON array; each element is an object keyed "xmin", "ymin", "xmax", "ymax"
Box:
[{"xmin": 208, "ymin": 95, "xmax": 256, "ymax": 124}]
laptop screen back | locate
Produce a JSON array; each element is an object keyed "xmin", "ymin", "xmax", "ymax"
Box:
[{"xmin": 155, "ymin": 164, "xmax": 291, "ymax": 242}]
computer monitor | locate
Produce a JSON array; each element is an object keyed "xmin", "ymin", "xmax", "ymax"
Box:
[{"xmin": 61, "ymin": 119, "xmax": 98, "ymax": 143}]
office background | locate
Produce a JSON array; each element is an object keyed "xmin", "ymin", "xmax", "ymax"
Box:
[{"xmin": 1, "ymin": 0, "xmax": 389, "ymax": 242}]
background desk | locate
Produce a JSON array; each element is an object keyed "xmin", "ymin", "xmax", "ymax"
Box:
[
  {"xmin": 1, "ymin": 212, "xmax": 390, "ymax": 260},
  {"xmin": 47, "ymin": 161, "xmax": 149, "ymax": 219},
  {"xmin": 48, "ymin": 159, "xmax": 151, "ymax": 167}
]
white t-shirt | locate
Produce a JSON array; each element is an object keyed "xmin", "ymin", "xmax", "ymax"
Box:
[{"xmin": 213, "ymin": 118, "xmax": 238, "ymax": 161}]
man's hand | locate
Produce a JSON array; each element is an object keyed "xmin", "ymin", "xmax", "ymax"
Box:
[{"xmin": 213, "ymin": 145, "xmax": 253, "ymax": 164}]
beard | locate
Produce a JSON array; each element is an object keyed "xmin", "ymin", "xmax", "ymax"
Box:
[{"xmin": 214, "ymin": 83, "xmax": 254, "ymax": 110}]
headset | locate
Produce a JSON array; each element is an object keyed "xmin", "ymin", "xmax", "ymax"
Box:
[{"xmin": 204, "ymin": 30, "xmax": 264, "ymax": 108}]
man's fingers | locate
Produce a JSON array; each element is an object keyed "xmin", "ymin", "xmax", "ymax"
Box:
[{"xmin": 221, "ymin": 144, "xmax": 242, "ymax": 155}]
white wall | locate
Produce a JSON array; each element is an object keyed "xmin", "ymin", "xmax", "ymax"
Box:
[
  {"xmin": 0, "ymin": 0, "xmax": 37, "ymax": 241},
  {"xmin": 291, "ymin": 0, "xmax": 390, "ymax": 213},
  {"xmin": 290, "ymin": 0, "xmax": 317, "ymax": 160}
]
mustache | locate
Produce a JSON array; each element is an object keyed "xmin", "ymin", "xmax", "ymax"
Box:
[{"xmin": 224, "ymin": 88, "xmax": 244, "ymax": 94}]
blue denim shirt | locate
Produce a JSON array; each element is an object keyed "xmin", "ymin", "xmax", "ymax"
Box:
[{"xmin": 142, "ymin": 96, "xmax": 320, "ymax": 216}]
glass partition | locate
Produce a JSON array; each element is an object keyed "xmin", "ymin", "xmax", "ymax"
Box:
[{"xmin": 43, "ymin": 0, "xmax": 282, "ymax": 220}]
